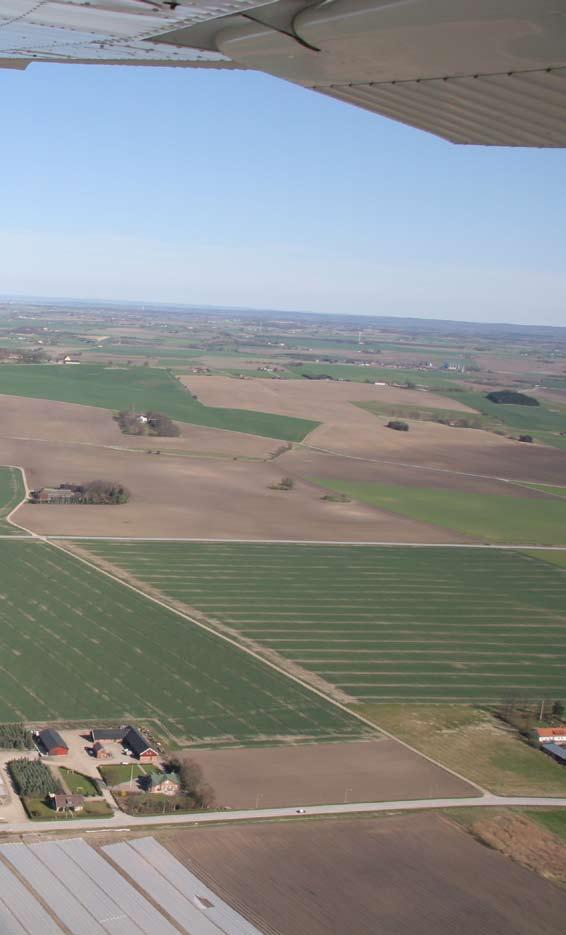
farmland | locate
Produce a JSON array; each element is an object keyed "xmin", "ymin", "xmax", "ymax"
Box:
[
  {"xmin": 0, "ymin": 364, "xmax": 317, "ymax": 441},
  {"xmin": 311, "ymin": 479, "xmax": 566, "ymax": 544},
  {"xmin": 0, "ymin": 540, "xmax": 369, "ymax": 746},
  {"xmin": 163, "ymin": 814, "xmax": 566, "ymax": 935},
  {"xmin": 0, "ymin": 465, "xmax": 27, "ymax": 535},
  {"xmin": 81, "ymin": 542, "xmax": 566, "ymax": 704}
]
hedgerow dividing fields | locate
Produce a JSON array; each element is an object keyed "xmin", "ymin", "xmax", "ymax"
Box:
[
  {"xmin": 0, "ymin": 466, "xmax": 27, "ymax": 535},
  {"xmin": 82, "ymin": 542, "xmax": 566, "ymax": 704},
  {"xmin": 0, "ymin": 541, "xmax": 367, "ymax": 746}
]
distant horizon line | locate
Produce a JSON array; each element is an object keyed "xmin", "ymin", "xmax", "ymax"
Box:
[{"xmin": 0, "ymin": 291, "xmax": 564, "ymax": 335}]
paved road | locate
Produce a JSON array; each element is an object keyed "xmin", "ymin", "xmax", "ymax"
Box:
[
  {"xmin": 40, "ymin": 536, "xmax": 566, "ymax": 549},
  {"xmin": 2, "ymin": 793, "xmax": 566, "ymax": 835}
]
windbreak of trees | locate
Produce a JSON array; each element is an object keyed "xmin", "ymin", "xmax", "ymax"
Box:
[
  {"xmin": 167, "ymin": 755, "xmax": 216, "ymax": 808},
  {"xmin": 0, "ymin": 724, "xmax": 34, "ymax": 750},
  {"xmin": 82, "ymin": 480, "xmax": 130, "ymax": 504},
  {"xmin": 8, "ymin": 759, "xmax": 61, "ymax": 797},
  {"xmin": 486, "ymin": 390, "xmax": 539, "ymax": 407}
]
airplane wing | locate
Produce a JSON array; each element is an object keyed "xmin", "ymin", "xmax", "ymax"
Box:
[{"xmin": 1, "ymin": 0, "xmax": 565, "ymax": 147}]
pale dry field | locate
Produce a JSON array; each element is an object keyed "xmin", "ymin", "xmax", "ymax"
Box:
[
  {"xmin": 181, "ymin": 374, "xmax": 476, "ymax": 420},
  {"xmin": 4, "ymin": 434, "xmax": 458, "ymax": 541},
  {"xmin": 191, "ymin": 738, "xmax": 474, "ymax": 809},
  {"xmin": 162, "ymin": 813, "xmax": 566, "ymax": 935}
]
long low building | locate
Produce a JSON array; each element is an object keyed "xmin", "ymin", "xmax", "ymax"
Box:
[
  {"xmin": 90, "ymin": 725, "xmax": 158, "ymax": 762},
  {"xmin": 537, "ymin": 728, "xmax": 566, "ymax": 744}
]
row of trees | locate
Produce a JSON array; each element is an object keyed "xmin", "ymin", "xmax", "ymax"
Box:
[
  {"xmin": 8, "ymin": 758, "xmax": 61, "ymax": 797},
  {"xmin": 81, "ymin": 480, "xmax": 130, "ymax": 504},
  {"xmin": 0, "ymin": 724, "xmax": 34, "ymax": 750},
  {"xmin": 167, "ymin": 755, "xmax": 216, "ymax": 808}
]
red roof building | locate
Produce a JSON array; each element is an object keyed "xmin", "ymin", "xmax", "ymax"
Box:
[{"xmin": 537, "ymin": 727, "xmax": 566, "ymax": 744}]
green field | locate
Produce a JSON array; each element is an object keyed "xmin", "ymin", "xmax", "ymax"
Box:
[
  {"xmin": 0, "ymin": 466, "xmax": 27, "ymax": 535},
  {"xmin": 287, "ymin": 362, "xmax": 458, "ymax": 387},
  {"xmin": 0, "ymin": 540, "xmax": 366, "ymax": 746},
  {"xmin": 312, "ymin": 479, "xmax": 566, "ymax": 545},
  {"xmin": 81, "ymin": 542, "xmax": 566, "ymax": 704},
  {"xmin": 0, "ymin": 364, "xmax": 317, "ymax": 442},
  {"xmin": 354, "ymin": 399, "xmax": 487, "ymax": 428},
  {"xmin": 440, "ymin": 389, "xmax": 566, "ymax": 448}
]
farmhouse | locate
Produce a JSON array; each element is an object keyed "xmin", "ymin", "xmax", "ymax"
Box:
[
  {"xmin": 537, "ymin": 727, "xmax": 566, "ymax": 744},
  {"xmin": 147, "ymin": 772, "xmax": 180, "ymax": 796},
  {"xmin": 37, "ymin": 728, "xmax": 68, "ymax": 756},
  {"xmin": 31, "ymin": 484, "xmax": 83, "ymax": 504},
  {"xmin": 50, "ymin": 793, "xmax": 85, "ymax": 812}
]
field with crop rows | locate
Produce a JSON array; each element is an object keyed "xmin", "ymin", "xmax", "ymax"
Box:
[
  {"xmin": 82, "ymin": 542, "xmax": 566, "ymax": 704},
  {"xmin": 0, "ymin": 541, "xmax": 366, "ymax": 746},
  {"xmin": 0, "ymin": 465, "xmax": 27, "ymax": 534},
  {"xmin": 0, "ymin": 364, "xmax": 317, "ymax": 441}
]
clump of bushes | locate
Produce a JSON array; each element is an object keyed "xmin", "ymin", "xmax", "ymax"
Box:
[
  {"xmin": 269, "ymin": 477, "xmax": 295, "ymax": 490},
  {"xmin": 518, "ymin": 435, "xmax": 534, "ymax": 443},
  {"xmin": 116, "ymin": 409, "xmax": 180, "ymax": 437},
  {"xmin": 386, "ymin": 420, "xmax": 409, "ymax": 432},
  {"xmin": 486, "ymin": 390, "xmax": 539, "ymax": 407},
  {"xmin": 82, "ymin": 480, "xmax": 130, "ymax": 504}
]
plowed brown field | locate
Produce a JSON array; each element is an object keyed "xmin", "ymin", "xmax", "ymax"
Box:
[{"xmin": 163, "ymin": 813, "xmax": 566, "ymax": 935}]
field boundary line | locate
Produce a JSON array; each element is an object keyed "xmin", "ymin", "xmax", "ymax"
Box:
[
  {"xmin": 43, "ymin": 537, "xmax": 566, "ymax": 550},
  {"xmin": 48, "ymin": 537, "xmax": 487, "ymax": 797},
  {"xmin": 298, "ymin": 441, "xmax": 566, "ymax": 489}
]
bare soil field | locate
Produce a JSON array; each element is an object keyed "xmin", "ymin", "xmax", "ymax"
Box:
[
  {"xmin": 181, "ymin": 376, "xmax": 566, "ymax": 483},
  {"xmin": 285, "ymin": 428, "xmax": 566, "ymax": 487},
  {"xmin": 188, "ymin": 738, "xmax": 475, "ymax": 808},
  {"xmin": 0, "ymin": 394, "xmax": 277, "ymax": 458},
  {"xmin": 162, "ymin": 813, "xmax": 566, "ymax": 935},
  {"xmin": 5, "ymin": 436, "xmax": 458, "ymax": 540},
  {"xmin": 181, "ymin": 374, "xmax": 475, "ymax": 420}
]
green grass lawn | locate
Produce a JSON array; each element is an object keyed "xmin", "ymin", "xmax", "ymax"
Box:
[
  {"xmin": 0, "ymin": 466, "xmax": 27, "ymax": 535},
  {"xmin": 59, "ymin": 768, "xmax": 99, "ymax": 796},
  {"xmin": 287, "ymin": 362, "xmax": 459, "ymax": 387},
  {"xmin": 82, "ymin": 541, "xmax": 566, "ymax": 704},
  {"xmin": 0, "ymin": 540, "xmax": 366, "ymax": 747},
  {"xmin": 311, "ymin": 479, "xmax": 566, "ymax": 545},
  {"xmin": 98, "ymin": 763, "xmax": 161, "ymax": 786},
  {"xmin": 0, "ymin": 364, "xmax": 317, "ymax": 442},
  {"xmin": 353, "ymin": 704, "xmax": 566, "ymax": 796},
  {"xmin": 440, "ymin": 389, "xmax": 566, "ymax": 448},
  {"xmin": 24, "ymin": 797, "xmax": 112, "ymax": 820}
]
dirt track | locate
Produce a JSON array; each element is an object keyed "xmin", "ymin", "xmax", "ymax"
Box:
[{"xmin": 163, "ymin": 813, "xmax": 566, "ymax": 935}]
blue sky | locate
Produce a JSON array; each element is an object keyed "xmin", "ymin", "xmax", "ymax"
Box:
[{"xmin": 0, "ymin": 63, "xmax": 564, "ymax": 325}]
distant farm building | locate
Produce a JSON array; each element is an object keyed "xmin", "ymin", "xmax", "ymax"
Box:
[
  {"xmin": 537, "ymin": 727, "xmax": 566, "ymax": 744},
  {"xmin": 50, "ymin": 793, "xmax": 85, "ymax": 812},
  {"xmin": 147, "ymin": 772, "xmax": 180, "ymax": 796},
  {"xmin": 37, "ymin": 728, "xmax": 69, "ymax": 756},
  {"xmin": 31, "ymin": 485, "xmax": 83, "ymax": 504}
]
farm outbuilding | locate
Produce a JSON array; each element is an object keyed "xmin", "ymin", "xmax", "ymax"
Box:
[
  {"xmin": 542, "ymin": 743, "xmax": 566, "ymax": 765},
  {"xmin": 37, "ymin": 728, "xmax": 68, "ymax": 756},
  {"xmin": 92, "ymin": 741, "xmax": 112, "ymax": 760},
  {"xmin": 50, "ymin": 794, "xmax": 85, "ymax": 812},
  {"xmin": 124, "ymin": 727, "xmax": 158, "ymax": 762},
  {"xmin": 90, "ymin": 727, "xmax": 129, "ymax": 743}
]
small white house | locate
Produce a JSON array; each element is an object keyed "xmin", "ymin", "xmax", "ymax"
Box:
[{"xmin": 137, "ymin": 414, "xmax": 148, "ymax": 424}]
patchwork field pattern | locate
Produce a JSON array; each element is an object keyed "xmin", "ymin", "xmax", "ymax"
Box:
[
  {"xmin": 82, "ymin": 542, "xmax": 566, "ymax": 703},
  {"xmin": 0, "ymin": 541, "xmax": 368, "ymax": 746},
  {"xmin": 0, "ymin": 465, "xmax": 27, "ymax": 535}
]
